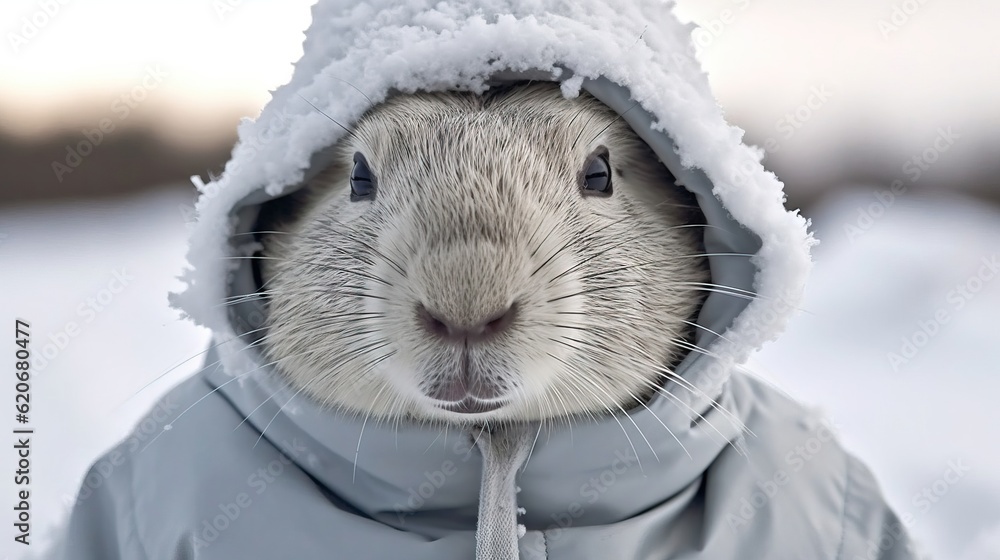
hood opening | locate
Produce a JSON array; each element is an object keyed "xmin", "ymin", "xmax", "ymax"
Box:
[
  {"xmin": 219, "ymin": 74, "xmax": 763, "ymax": 424},
  {"xmin": 244, "ymin": 77, "xmax": 719, "ymax": 384}
]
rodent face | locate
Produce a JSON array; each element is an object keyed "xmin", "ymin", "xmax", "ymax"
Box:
[{"xmin": 259, "ymin": 83, "xmax": 709, "ymax": 426}]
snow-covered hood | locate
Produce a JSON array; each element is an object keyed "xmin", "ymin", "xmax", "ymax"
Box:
[
  {"xmin": 173, "ymin": 0, "xmax": 814, "ymax": 414},
  {"xmin": 168, "ymin": 0, "xmax": 816, "ymax": 557}
]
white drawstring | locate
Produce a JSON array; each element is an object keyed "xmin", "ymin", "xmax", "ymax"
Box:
[{"xmin": 474, "ymin": 424, "xmax": 535, "ymax": 559}]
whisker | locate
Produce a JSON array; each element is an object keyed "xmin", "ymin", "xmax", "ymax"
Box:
[
  {"xmin": 328, "ymin": 75, "xmax": 374, "ymax": 105},
  {"xmin": 624, "ymin": 343, "xmax": 753, "ymax": 439},
  {"xmin": 545, "ymin": 340, "xmax": 646, "ymax": 472},
  {"xmin": 674, "ymin": 281, "xmax": 759, "ymax": 298},
  {"xmin": 560, "ymin": 337, "xmax": 715, "ymax": 450},
  {"xmin": 298, "ymin": 93, "xmax": 353, "ymax": 136},
  {"xmin": 623, "ymin": 388, "xmax": 689, "ymax": 460},
  {"xmin": 231, "ymin": 230, "xmax": 295, "ymax": 237},
  {"xmin": 586, "ymin": 99, "xmax": 642, "ymax": 147},
  {"xmin": 354, "ymin": 383, "xmax": 391, "ymax": 483},
  {"xmin": 253, "ymin": 372, "xmax": 325, "ymax": 449},
  {"xmin": 545, "ymin": 282, "xmax": 645, "ymax": 303},
  {"xmin": 568, "ymin": 338, "xmax": 748, "ymax": 454},
  {"xmin": 520, "ymin": 423, "xmax": 545, "ymax": 472},
  {"xmin": 672, "ymin": 286, "xmax": 758, "ymax": 303},
  {"xmin": 139, "ymin": 356, "xmax": 276, "ymax": 453},
  {"xmin": 548, "ymin": 229, "xmax": 658, "ymax": 284},
  {"xmin": 570, "ymin": 105, "xmax": 607, "ymax": 151},
  {"xmin": 222, "ymin": 255, "xmax": 390, "ymax": 286},
  {"xmin": 118, "ymin": 326, "xmax": 271, "ymax": 409}
]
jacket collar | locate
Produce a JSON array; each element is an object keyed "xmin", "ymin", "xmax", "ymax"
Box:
[{"xmin": 206, "ymin": 343, "xmax": 747, "ymax": 535}]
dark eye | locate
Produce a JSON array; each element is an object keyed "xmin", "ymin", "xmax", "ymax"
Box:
[
  {"xmin": 581, "ymin": 150, "xmax": 612, "ymax": 196},
  {"xmin": 350, "ymin": 153, "xmax": 376, "ymax": 201}
]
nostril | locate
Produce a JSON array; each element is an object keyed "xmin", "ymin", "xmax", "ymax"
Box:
[
  {"xmin": 417, "ymin": 304, "xmax": 453, "ymax": 338},
  {"xmin": 482, "ymin": 303, "xmax": 517, "ymax": 336}
]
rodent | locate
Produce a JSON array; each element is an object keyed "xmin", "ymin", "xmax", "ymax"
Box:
[{"xmin": 255, "ymin": 82, "xmax": 710, "ymax": 426}]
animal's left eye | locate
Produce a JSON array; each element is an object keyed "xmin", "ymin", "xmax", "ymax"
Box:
[
  {"xmin": 350, "ymin": 153, "xmax": 376, "ymax": 201},
  {"xmin": 581, "ymin": 150, "xmax": 612, "ymax": 196}
]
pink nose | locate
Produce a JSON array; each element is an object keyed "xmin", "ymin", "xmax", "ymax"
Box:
[{"xmin": 417, "ymin": 303, "xmax": 517, "ymax": 343}]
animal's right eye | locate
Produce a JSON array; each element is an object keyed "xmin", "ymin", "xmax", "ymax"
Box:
[
  {"xmin": 580, "ymin": 148, "xmax": 612, "ymax": 197},
  {"xmin": 350, "ymin": 153, "xmax": 376, "ymax": 201}
]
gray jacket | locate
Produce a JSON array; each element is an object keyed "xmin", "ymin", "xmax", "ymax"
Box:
[
  {"xmin": 55, "ymin": 1, "xmax": 920, "ymax": 558},
  {"xmin": 54, "ymin": 354, "xmax": 918, "ymax": 559}
]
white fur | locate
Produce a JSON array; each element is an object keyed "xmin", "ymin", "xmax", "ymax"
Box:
[{"xmin": 261, "ymin": 84, "xmax": 708, "ymax": 424}]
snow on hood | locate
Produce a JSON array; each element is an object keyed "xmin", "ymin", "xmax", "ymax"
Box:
[
  {"xmin": 168, "ymin": 1, "xmax": 815, "ymax": 556},
  {"xmin": 171, "ymin": 0, "xmax": 814, "ymax": 407}
]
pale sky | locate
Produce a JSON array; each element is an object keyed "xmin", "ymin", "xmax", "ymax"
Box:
[{"xmin": 1, "ymin": 0, "xmax": 998, "ymax": 173}]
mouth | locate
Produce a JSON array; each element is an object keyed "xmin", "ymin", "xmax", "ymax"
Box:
[{"xmin": 436, "ymin": 397, "xmax": 506, "ymax": 415}]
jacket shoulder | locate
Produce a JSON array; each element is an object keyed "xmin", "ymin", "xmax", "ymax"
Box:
[
  {"xmin": 55, "ymin": 370, "xmax": 310, "ymax": 558},
  {"xmin": 715, "ymin": 372, "xmax": 922, "ymax": 559}
]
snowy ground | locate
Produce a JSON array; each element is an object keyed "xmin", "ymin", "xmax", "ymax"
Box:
[{"xmin": 0, "ymin": 186, "xmax": 997, "ymax": 559}]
